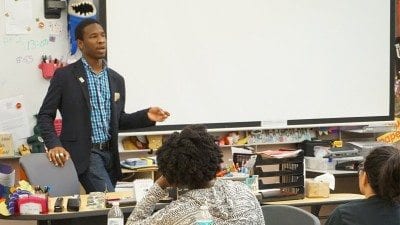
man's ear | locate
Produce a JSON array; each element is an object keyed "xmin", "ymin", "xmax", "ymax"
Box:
[
  {"xmin": 77, "ymin": 39, "xmax": 84, "ymax": 50},
  {"xmin": 361, "ymin": 172, "xmax": 369, "ymax": 186}
]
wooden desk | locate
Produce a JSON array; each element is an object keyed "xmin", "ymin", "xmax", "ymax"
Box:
[
  {"xmin": 262, "ymin": 193, "xmax": 364, "ymax": 217},
  {"xmin": 2, "ymin": 192, "xmax": 363, "ymax": 224},
  {"xmin": 306, "ymin": 169, "xmax": 358, "ymax": 177},
  {"xmin": 2, "ymin": 192, "xmax": 168, "ymax": 225}
]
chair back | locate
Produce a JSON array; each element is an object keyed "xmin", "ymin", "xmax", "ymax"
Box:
[
  {"xmin": 262, "ymin": 205, "xmax": 320, "ymax": 225},
  {"xmin": 19, "ymin": 153, "xmax": 80, "ymax": 197}
]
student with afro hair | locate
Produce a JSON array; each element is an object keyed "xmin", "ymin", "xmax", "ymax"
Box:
[
  {"xmin": 126, "ymin": 125, "xmax": 264, "ymax": 225},
  {"xmin": 325, "ymin": 146, "xmax": 400, "ymax": 225}
]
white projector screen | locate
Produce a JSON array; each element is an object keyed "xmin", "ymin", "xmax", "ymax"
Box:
[{"xmin": 104, "ymin": 0, "xmax": 394, "ymax": 131}]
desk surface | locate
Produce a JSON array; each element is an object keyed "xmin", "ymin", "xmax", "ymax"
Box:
[
  {"xmin": 263, "ymin": 193, "xmax": 364, "ymax": 207},
  {"xmin": 3, "ymin": 191, "xmax": 170, "ymax": 221},
  {"xmin": 3, "ymin": 192, "xmax": 364, "ymax": 221},
  {"xmin": 306, "ymin": 169, "xmax": 358, "ymax": 180},
  {"xmin": 306, "ymin": 169, "xmax": 358, "ymax": 175}
]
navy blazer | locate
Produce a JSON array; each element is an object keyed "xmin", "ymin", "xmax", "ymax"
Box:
[{"xmin": 38, "ymin": 59, "xmax": 154, "ymax": 183}]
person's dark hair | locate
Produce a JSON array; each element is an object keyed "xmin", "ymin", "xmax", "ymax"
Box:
[
  {"xmin": 156, "ymin": 125, "xmax": 223, "ymax": 189},
  {"xmin": 75, "ymin": 18, "xmax": 101, "ymax": 41},
  {"xmin": 364, "ymin": 146, "xmax": 400, "ymax": 204}
]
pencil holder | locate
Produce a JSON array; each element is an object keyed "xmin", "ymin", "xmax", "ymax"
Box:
[
  {"xmin": 18, "ymin": 194, "xmax": 49, "ymax": 214},
  {"xmin": 38, "ymin": 62, "xmax": 57, "ymax": 79}
]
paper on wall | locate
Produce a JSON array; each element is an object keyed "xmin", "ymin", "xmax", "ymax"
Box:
[
  {"xmin": 0, "ymin": 95, "xmax": 30, "ymax": 140},
  {"xmin": 4, "ymin": 0, "xmax": 33, "ymax": 34}
]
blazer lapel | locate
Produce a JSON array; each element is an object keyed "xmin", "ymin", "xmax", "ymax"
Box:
[
  {"xmin": 108, "ymin": 71, "xmax": 117, "ymax": 103},
  {"xmin": 108, "ymin": 70, "xmax": 117, "ymax": 132},
  {"xmin": 73, "ymin": 60, "xmax": 91, "ymax": 111}
]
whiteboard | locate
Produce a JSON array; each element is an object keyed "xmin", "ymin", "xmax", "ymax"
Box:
[
  {"xmin": 105, "ymin": 0, "xmax": 394, "ymax": 130},
  {"xmin": 0, "ymin": 0, "xmax": 70, "ymax": 140}
]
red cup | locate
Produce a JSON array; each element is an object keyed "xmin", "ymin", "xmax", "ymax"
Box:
[{"xmin": 38, "ymin": 62, "xmax": 57, "ymax": 79}]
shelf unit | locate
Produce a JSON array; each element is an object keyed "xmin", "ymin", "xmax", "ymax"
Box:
[
  {"xmin": 118, "ymin": 128, "xmax": 315, "ymax": 152},
  {"xmin": 117, "ymin": 128, "xmax": 314, "ymax": 182},
  {"xmin": 254, "ymin": 151, "xmax": 305, "ymax": 202}
]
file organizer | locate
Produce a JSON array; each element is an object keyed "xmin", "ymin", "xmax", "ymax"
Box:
[{"xmin": 254, "ymin": 151, "xmax": 304, "ymax": 202}]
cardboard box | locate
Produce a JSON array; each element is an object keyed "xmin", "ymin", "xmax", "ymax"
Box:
[
  {"xmin": 305, "ymin": 178, "xmax": 330, "ymax": 198},
  {"xmin": 0, "ymin": 133, "xmax": 14, "ymax": 157}
]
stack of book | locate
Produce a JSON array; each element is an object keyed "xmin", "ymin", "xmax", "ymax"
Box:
[{"xmin": 120, "ymin": 157, "xmax": 157, "ymax": 170}]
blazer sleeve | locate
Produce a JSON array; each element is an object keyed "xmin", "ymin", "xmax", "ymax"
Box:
[
  {"xmin": 119, "ymin": 109, "xmax": 155, "ymax": 130},
  {"xmin": 37, "ymin": 71, "xmax": 63, "ymax": 149}
]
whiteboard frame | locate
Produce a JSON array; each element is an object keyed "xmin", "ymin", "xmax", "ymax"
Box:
[{"xmin": 100, "ymin": 0, "xmax": 395, "ymax": 133}]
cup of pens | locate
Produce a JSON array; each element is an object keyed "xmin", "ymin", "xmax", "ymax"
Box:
[
  {"xmin": 38, "ymin": 55, "xmax": 63, "ymax": 79},
  {"xmin": 38, "ymin": 62, "xmax": 57, "ymax": 79}
]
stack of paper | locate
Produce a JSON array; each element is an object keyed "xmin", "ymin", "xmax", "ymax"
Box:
[
  {"xmin": 133, "ymin": 179, "xmax": 153, "ymax": 202},
  {"xmin": 258, "ymin": 149, "xmax": 302, "ymax": 158},
  {"xmin": 120, "ymin": 157, "xmax": 157, "ymax": 170},
  {"xmin": 115, "ymin": 181, "xmax": 134, "ymax": 193}
]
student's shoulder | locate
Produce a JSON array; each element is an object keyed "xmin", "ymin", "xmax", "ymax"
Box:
[
  {"xmin": 331, "ymin": 198, "xmax": 370, "ymax": 218},
  {"xmin": 326, "ymin": 200, "xmax": 368, "ymax": 225},
  {"xmin": 337, "ymin": 199, "xmax": 365, "ymax": 210},
  {"xmin": 217, "ymin": 179, "xmax": 248, "ymax": 189},
  {"xmin": 215, "ymin": 179, "xmax": 255, "ymax": 197},
  {"xmin": 154, "ymin": 199, "xmax": 198, "ymax": 223}
]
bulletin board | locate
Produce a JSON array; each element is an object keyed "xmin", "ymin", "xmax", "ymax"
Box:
[{"xmin": 0, "ymin": 0, "xmax": 70, "ymax": 139}]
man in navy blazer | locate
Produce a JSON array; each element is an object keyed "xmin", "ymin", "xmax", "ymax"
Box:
[{"xmin": 38, "ymin": 18, "xmax": 169, "ymax": 193}]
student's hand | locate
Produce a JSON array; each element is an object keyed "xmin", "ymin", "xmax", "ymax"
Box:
[
  {"xmin": 155, "ymin": 176, "xmax": 171, "ymax": 189},
  {"xmin": 46, "ymin": 147, "xmax": 70, "ymax": 167},
  {"xmin": 147, "ymin": 107, "xmax": 170, "ymax": 122}
]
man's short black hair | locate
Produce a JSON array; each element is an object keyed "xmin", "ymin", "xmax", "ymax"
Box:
[
  {"xmin": 75, "ymin": 18, "xmax": 102, "ymax": 41},
  {"xmin": 156, "ymin": 125, "xmax": 223, "ymax": 189}
]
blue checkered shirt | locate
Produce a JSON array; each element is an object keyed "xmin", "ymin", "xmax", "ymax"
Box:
[{"xmin": 82, "ymin": 58, "xmax": 111, "ymax": 143}]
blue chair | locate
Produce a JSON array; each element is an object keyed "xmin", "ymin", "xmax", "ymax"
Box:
[{"xmin": 262, "ymin": 205, "xmax": 321, "ymax": 225}]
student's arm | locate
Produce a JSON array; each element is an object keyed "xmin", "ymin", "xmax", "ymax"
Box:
[{"xmin": 126, "ymin": 183, "xmax": 169, "ymax": 225}]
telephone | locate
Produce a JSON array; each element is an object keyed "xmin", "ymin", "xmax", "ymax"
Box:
[{"xmin": 335, "ymin": 160, "xmax": 363, "ymax": 171}]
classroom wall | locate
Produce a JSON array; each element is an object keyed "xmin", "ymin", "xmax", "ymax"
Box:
[
  {"xmin": 0, "ymin": 0, "xmax": 101, "ymax": 147},
  {"xmin": 0, "ymin": 0, "xmax": 70, "ymax": 144}
]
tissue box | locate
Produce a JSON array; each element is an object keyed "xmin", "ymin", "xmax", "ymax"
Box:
[{"xmin": 305, "ymin": 179, "xmax": 330, "ymax": 198}]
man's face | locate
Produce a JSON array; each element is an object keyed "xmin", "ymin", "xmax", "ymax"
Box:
[{"xmin": 78, "ymin": 23, "xmax": 106, "ymax": 59}]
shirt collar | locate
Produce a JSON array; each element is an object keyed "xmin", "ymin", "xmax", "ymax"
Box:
[{"xmin": 81, "ymin": 57, "xmax": 108, "ymax": 74}]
